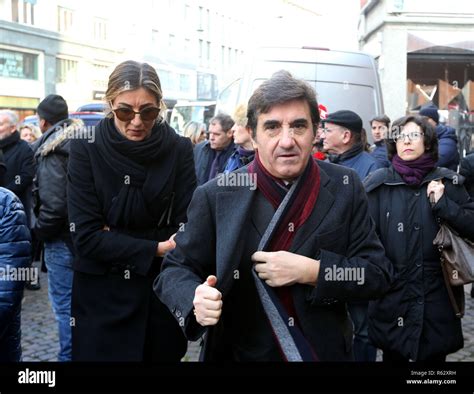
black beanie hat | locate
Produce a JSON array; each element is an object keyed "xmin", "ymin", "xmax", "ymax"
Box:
[
  {"xmin": 37, "ymin": 94, "xmax": 69, "ymax": 125},
  {"xmin": 419, "ymin": 104, "xmax": 439, "ymax": 124},
  {"xmin": 323, "ymin": 110, "xmax": 362, "ymax": 134}
]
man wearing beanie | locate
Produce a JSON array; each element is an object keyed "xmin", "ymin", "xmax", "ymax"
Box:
[
  {"xmin": 32, "ymin": 94, "xmax": 78, "ymax": 361},
  {"xmin": 419, "ymin": 103, "xmax": 459, "ymax": 170},
  {"xmin": 321, "ymin": 109, "xmax": 382, "ymax": 362},
  {"xmin": 0, "ymin": 110, "xmax": 36, "ymax": 225}
]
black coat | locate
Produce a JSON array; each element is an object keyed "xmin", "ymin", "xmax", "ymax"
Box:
[
  {"xmin": 33, "ymin": 119, "xmax": 76, "ymax": 244},
  {"xmin": 155, "ymin": 161, "xmax": 393, "ymax": 361},
  {"xmin": 67, "ymin": 122, "xmax": 197, "ymax": 361},
  {"xmin": 459, "ymin": 152, "xmax": 474, "ymax": 197},
  {"xmin": 193, "ymin": 140, "xmax": 236, "ymax": 185},
  {"xmin": 0, "ymin": 132, "xmax": 35, "ymax": 225},
  {"xmin": 364, "ymin": 166, "xmax": 474, "ymax": 360}
]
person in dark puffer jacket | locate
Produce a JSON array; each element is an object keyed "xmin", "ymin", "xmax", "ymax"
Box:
[
  {"xmin": 0, "ymin": 186, "xmax": 32, "ymax": 361},
  {"xmin": 419, "ymin": 104, "xmax": 460, "ymax": 171}
]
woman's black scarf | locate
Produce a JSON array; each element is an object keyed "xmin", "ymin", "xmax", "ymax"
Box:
[{"xmin": 95, "ymin": 117, "xmax": 179, "ymax": 230}]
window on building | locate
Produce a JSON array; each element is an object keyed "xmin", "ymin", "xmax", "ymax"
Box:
[
  {"xmin": 56, "ymin": 58, "xmax": 78, "ymax": 83},
  {"xmin": 92, "ymin": 63, "xmax": 109, "ymax": 90},
  {"xmin": 58, "ymin": 6, "xmax": 73, "ymax": 33},
  {"xmin": 169, "ymin": 34, "xmax": 176, "ymax": 48},
  {"xmin": 184, "ymin": 38, "xmax": 191, "ymax": 53},
  {"xmin": 198, "ymin": 6, "xmax": 204, "ymax": 31},
  {"xmin": 11, "ymin": 0, "xmax": 19, "ymax": 22},
  {"xmin": 206, "ymin": 41, "xmax": 211, "ymax": 66},
  {"xmin": 94, "ymin": 18, "xmax": 107, "ymax": 42},
  {"xmin": 158, "ymin": 69, "xmax": 172, "ymax": 91},
  {"xmin": 0, "ymin": 48, "xmax": 38, "ymax": 79},
  {"xmin": 152, "ymin": 30, "xmax": 159, "ymax": 45},
  {"xmin": 184, "ymin": 4, "xmax": 190, "ymax": 21},
  {"xmin": 199, "ymin": 39, "xmax": 204, "ymax": 66},
  {"xmin": 11, "ymin": 0, "xmax": 34, "ymax": 24},
  {"xmin": 179, "ymin": 74, "xmax": 190, "ymax": 93}
]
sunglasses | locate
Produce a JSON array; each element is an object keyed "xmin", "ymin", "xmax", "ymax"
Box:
[{"xmin": 112, "ymin": 106, "xmax": 160, "ymax": 122}]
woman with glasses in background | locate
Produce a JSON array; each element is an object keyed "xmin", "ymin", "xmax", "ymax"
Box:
[
  {"xmin": 67, "ymin": 60, "xmax": 196, "ymax": 361},
  {"xmin": 363, "ymin": 115, "xmax": 474, "ymax": 362}
]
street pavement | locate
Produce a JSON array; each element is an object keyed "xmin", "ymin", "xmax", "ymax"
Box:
[{"xmin": 21, "ymin": 270, "xmax": 474, "ymax": 362}]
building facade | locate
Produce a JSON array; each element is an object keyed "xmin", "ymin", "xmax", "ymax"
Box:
[
  {"xmin": 0, "ymin": 0, "xmax": 254, "ymax": 118},
  {"xmin": 358, "ymin": 0, "xmax": 474, "ymax": 134}
]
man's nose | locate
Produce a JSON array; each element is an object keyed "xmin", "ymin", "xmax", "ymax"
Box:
[{"xmin": 279, "ymin": 129, "xmax": 296, "ymax": 148}]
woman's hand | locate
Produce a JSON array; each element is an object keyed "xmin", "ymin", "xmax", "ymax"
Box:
[
  {"xmin": 427, "ymin": 180, "xmax": 445, "ymax": 204},
  {"xmin": 156, "ymin": 233, "xmax": 177, "ymax": 257}
]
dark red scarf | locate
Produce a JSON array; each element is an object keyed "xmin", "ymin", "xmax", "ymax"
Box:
[{"xmin": 248, "ymin": 152, "xmax": 321, "ymax": 359}]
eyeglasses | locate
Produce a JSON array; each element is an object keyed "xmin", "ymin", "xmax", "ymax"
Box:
[
  {"xmin": 393, "ymin": 131, "xmax": 424, "ymax": 143},
  {"xmin": 320, "ymin": 126, "xmax": 343, "ymax": 135},
  {"xmin": 112, "ymin": 107, "xmax": 160, "ymax": 122}
]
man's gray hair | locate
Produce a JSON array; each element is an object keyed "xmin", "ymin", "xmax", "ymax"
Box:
[{"xmin": 0, "ymin": 110, "xmax": 19, "ymax": 127}]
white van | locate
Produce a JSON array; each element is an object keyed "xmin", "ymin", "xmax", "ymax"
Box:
[
  {"xmin": 170, "ymin": 101, "xmax": 216, "ymax": 135},
  {"xmin": 217, "ymin": 47, "xmax": 384, "ymax": 140}
]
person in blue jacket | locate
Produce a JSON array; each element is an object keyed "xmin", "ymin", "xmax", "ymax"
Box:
[
  {"xmin": 419, "ymin": 104, "xmax": 459, "ymax": 171},
  {"xmin": 0, "ymin": 184, "xmax": 32, "ymax": 361}
]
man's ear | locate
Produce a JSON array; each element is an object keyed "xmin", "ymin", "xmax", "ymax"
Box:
[{"xmin": 342, "ymin": 129, "xmax": 352, "ymax": 145}]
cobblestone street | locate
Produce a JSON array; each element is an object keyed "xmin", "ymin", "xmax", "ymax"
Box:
[{"xmin": 21, "ymin": 270, "xmax": 474, "ymax": 362}]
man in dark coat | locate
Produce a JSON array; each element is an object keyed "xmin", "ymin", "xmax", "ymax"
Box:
[
  {"xmin": 0, "ymin": 110, "xmax": 35, "ymax": 226},
  {"xmin": 32, "ymin": 94, "xmax": 76, "ymax": 361},
  {"xmin": 155, "ymin": 71, "xmax": 393, "ymax": 361},
  {"xmin": 321, "ymin": 109, "xmax": 383, "ymax": 361},
  {"xmin": 419, "ymin": 103, "xmax": 459, "ymax": 170},
  {"xmin": 369, "ymin": 115, "xmax": 391, "ymax": 168},
  {"xmin": 193, "ymin": 113, "xmax": 235, "ymax": 185}
]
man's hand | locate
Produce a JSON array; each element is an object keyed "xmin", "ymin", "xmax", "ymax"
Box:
[
  {"xmin": 193, "ymin": 275, "xmax": 223, "ymax": 326},
  {"xmin": 252, "ymin": 251, "xmax": 319, "ymax": 287},
  {"xmin": 156, "ymin": 233, "xmax": 177, "ymax": 257}
]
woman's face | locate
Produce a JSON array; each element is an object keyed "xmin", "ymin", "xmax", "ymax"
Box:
[
  {"xmin": 197, "ymin": 127, "xmax": 207, "ymax": 144},
  {"xmin": 20, "ymin": 128, "xmax": 36, "ymax": 143},
  {"xmin": 111, "ymin": 87, "xmax": 159, "ymax": 142},
  {"xmin": 396, "ymin": 121, "xmax": 425, "ymax": 161},
  {"xmin": 231, "ymin": 123, "xmax": 252, "ymax": 146}
]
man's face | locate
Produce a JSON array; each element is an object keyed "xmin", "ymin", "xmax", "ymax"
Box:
[
  {"xmin": 371, "ymin": 120, "xmax": 387, "ymax": 143},
  {"xmin": 322, "ymin": 122, "xmax": 350, "ymax": 154},
  {"xmin": 0, "ymin": 115, "xmax": 16, "ymax": 140},
  {"xmin": 208, "ymin": 121, "xmax": 233, "ymax": 150},
  {"xmin": 254, "ymin": 99, "xmax": 316, "ymax": 181}
]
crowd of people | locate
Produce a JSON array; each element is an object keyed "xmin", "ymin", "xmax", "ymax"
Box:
[{"xmin": 0, "ymin": 60, "xmax": 473, "ymax": 363}]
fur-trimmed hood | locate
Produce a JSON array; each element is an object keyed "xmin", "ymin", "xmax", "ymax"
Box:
[{"xmin": 34, "ymin": 118, "xmax": 84, "ymax": 158}]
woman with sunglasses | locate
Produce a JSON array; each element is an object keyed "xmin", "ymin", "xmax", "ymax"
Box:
[
  {"xmin": 67, "ymin": 60, "xmax": 196, "ymax": 361},
  {"xmin": 363, "ymin": 115, "xmax": 474, "ymax": 362}
]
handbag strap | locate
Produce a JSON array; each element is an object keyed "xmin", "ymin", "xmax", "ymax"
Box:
[{"xmin": 440, "ymin": 255, "xmax": 465, "ymax": 318}]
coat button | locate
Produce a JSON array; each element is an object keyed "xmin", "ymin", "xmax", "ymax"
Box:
[
  {"xmin": 417, "ymin": 298, "xmax": 424, "ymax": 305},
  {"xmin": 414, "ymin": 223, "xmax": 420, "ymax": 230},
  {"xmin": 416, "ymin": 262, "xmax": 422, "ymax": 267},
  {"xmin": 414, "ymin": 191, "xmax": 420, "ymax": 196}
]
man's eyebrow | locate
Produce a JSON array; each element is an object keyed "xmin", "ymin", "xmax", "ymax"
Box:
[
  {"xmin": 289, "ymin": 118, "xmax": 309, "ymax": 126},
  {"xmin": 262, "ymin": 119, "xmax": 281, "ymax": 127}
]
